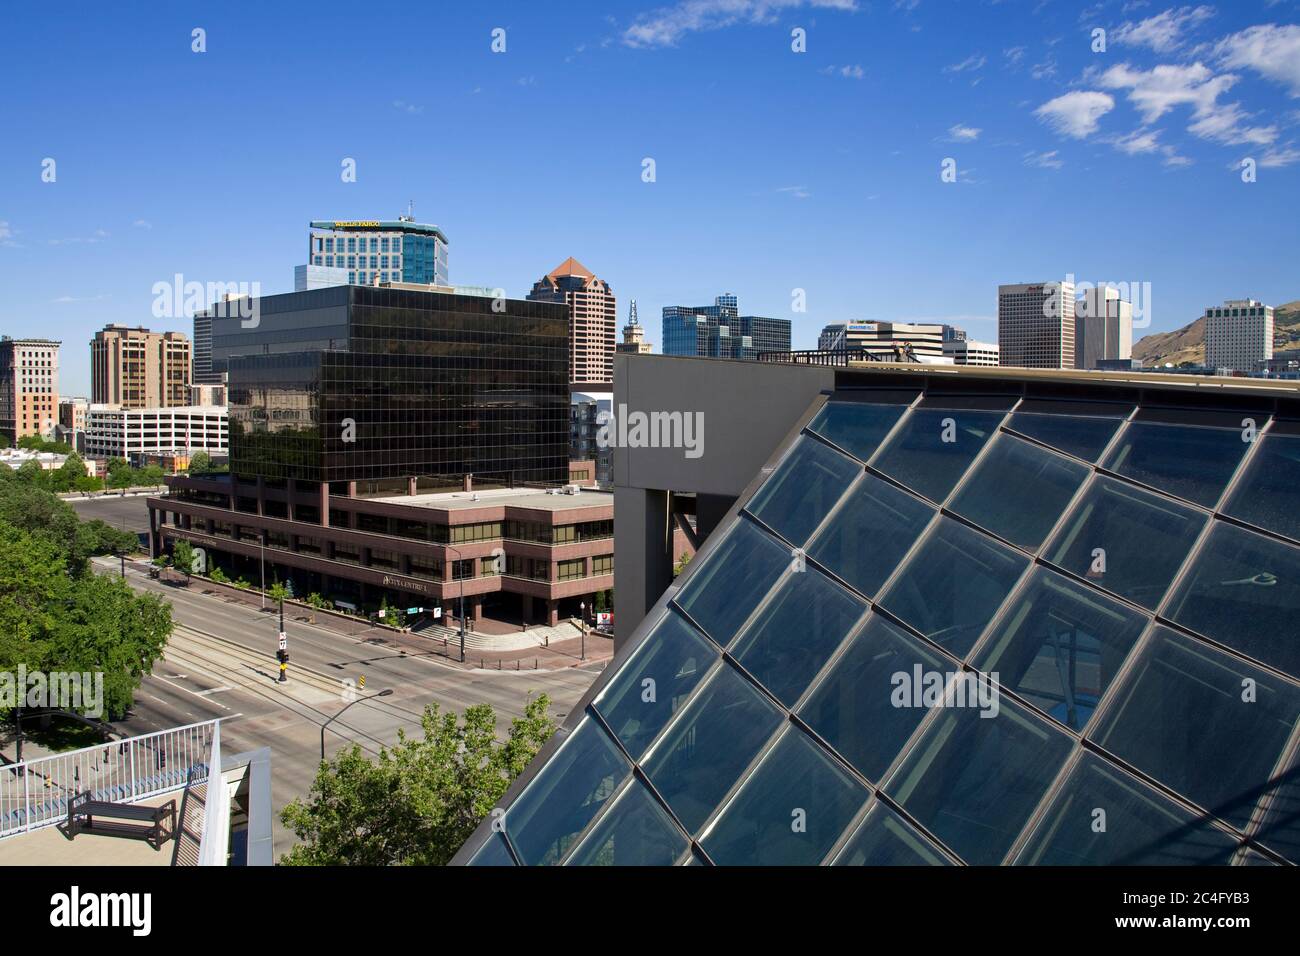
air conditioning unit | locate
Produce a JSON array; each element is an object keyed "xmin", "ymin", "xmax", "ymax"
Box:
[{"xmin": 563, "ymin": 484, "xmax": 581, "ymax": 495}]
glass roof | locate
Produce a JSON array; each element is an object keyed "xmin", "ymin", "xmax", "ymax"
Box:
[{"xmin": 461, "ymin": 388, "xmax": 1300, "ymax": 866}]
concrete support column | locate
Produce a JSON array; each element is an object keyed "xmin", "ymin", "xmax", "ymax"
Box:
[
  {"xmin": 471, "ymin": 595, "xmax": 483, "ymax": 624},
  {"xmin": 256, "ymin": 476, "xmax": 265, "ymax": 516},
  {"xmin": 407, "ymin": 476, "xmax": 417, "ymax": 496},
  {"xmin": 286, "ymin": 479, "xmax": 296, "ymax": 521},
  {"xmin": 400, "ymin": 553, "xmax": 412, "ymax": 574},
  {"xmin": 546, "ymin": 599, "xmax": 558, "ymax": 627},
  {"xmin": 613, "ymin": 486, "xmax": 672, "ymax": 651},
  {"xmin": 320, "ymin": 483, "xmax": 330, "ymax": 527},
  {"xmin": 522, "ymin": 594, "xmax": 534, "ymax": 624}
]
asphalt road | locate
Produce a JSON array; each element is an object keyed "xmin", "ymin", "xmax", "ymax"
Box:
[{"xmin": 93, "ymin": 556, "xmax": 600, "ymax": 859}]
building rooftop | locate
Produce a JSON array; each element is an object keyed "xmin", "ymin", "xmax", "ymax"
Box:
[
  {"xmin": 455, "ymin": 366, "xmax": 1300, "ymax": 866},
  {"xmin": 373, "ymin": 486, "xmax": 613, "ymax": 513}
]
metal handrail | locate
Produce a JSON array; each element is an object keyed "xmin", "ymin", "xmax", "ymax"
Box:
[{"xmin": 1, "ymin": 718, "xmax": 218, "ymax": 839}]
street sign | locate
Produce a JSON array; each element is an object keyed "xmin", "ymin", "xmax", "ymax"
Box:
[
  {"xmin": 406, "ymin": 607, "xmax": 422, "ymax": 615},
  {"xmin": 433, "ymin": 607, "xmax": 443, "ymax": 619},
  {"xmin": 278, "ymin": 632, "xmax": 287, "ymax": 651}
]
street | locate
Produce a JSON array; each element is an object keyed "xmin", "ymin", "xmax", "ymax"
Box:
[{"xmin": 92, "ymin": 554, "xmax": 601, "ymax": 859}]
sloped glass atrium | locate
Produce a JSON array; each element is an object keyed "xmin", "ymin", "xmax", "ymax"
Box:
[{"xmin": 456, "ymin": 380, "xmax": 1300, "ymax": 866}]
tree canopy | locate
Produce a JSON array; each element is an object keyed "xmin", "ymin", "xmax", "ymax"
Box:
[
  {"xmin": 280, "ymin": 695, "xmax": 556, "ymax": 865},
  {"xmin": 0, "ymin": 482, "xmax": 171, "ymax": 720}
]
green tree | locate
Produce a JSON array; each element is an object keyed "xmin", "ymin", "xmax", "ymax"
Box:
[
  {"xmin": 304, "ymin": 592, "xmax": 327, "ymax": 624},
  {"xmin": 188, "ymin": 451, "xmax": 212, "ymax": 474},
  {"xmin": 209, "ymin": 566, "xmax": 228, "ymax": 584},
  {"xmin": 16, "ymin": 459, "xmax": 48, "ymax": 487},
  {"xmin": 171, "ymin": 539, "xmax": 195, "ymax": 582},
  {"xmin": 281, "ymin": 695, "xmax": 556, "ymax": 866},
  {"xmin": 267, "ymin": 580, "xmax": 291, "ymax": 605},
  {"xmin": 0, "ymin": 519, "xmax": 171, "ymax": 721},
  {"xmin": 0, "ymin": 482, "xmax": 134, "ymax": 575},
  {"xmin": 139, "ymin": 464, "xmax": 165, "ymax": 487}
]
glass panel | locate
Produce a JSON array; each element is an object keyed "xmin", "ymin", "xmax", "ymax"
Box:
[
  {"xmin": 1045, "ymin": 476, "xmax": 1206, "ymax": 611},
  {"xmin": 592, "ymin": 610, "xmax": 719, "ymax": 760},
  {"xmin": 505, "ymin": 718, "xmax": 630, "ymax": 865},
  {"xmin": 878, "ymin": 516, "xmax": 1029, "ymax": 657},
  {"xmin": 729, "ymin": 566, "xmax": 867, "ymax": 708},
  {"xmin": 799, "ymin": 614, "xmax": 949, "ymax": 782},
  {"xmin": 1165, "ymin": 521, "xmax": 1300, "ymax": 680},
  {"xmin": 949, "ymin": 435, "xmax": 1090, "ymax": 550},
  {"xmin": 1223, "ymin": 432, "xmax": 1300, "ymax": 545},
  {"xmin": 746, "ymin": 435, "xmax": 860, "ymax": 547},
  {"xmin": 1102, "ymin": 420, "xmax": 1250, "ymax": 508},
  {"xmin": 832, "ymin": 801, "xmax": 954, "ymax": 866},
  {"xmin": 871, "ymin": 408, "xmax": 1005, "ymax": 503},
  {"xmin": 700, "ymin": 726, "xmax": 868, "ymax": 865},
  {"xmin": 1015, "ymin": 753, "xmax": 1240, "ymax": 865},
  {"xmin": 1090, "ymin": 627, "xmax": 1300, "ymax": 834},
  {"xmin": 641, "ymin": 664, "xmax": 785, "ymax": 834},
  {"xmin": 465, "ymin": 832, "xmax": 515, "ymax": 866},
  {"xmin": 565, "ymin": 778, "xmax": 689, "ymax": 866},
  {"xmin": 674, "ymin": 517, "xmax": 791, "ymax": 647},
  {"xmin": 806, "ymin": 400, "xmax": 909, "ymax": 462},
  {"xmin": 1252, "ymin": 755, "xmax": 1299, "ymax": 863},
  {"xmin": 885, "ymin": 696, "xmax": 1074, "ymax": 864},
  {"xmin": 970, "ymin": 568, "xmax": 1148, "ymax": 731},
  {"xmin": 807, "ymin": 472, "xmax": 934, "ymax": 599},
  {"xmin": 1004, "ymin": 410, "xmax": 1125, "ymax": 463}
]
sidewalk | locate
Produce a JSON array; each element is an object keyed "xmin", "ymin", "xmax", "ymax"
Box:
[{"xmin": 131, "ymin": 561, "xmax": 614, "ymax": 672}]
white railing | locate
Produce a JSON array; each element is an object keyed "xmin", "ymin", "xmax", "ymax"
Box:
[{"xmin": 0, "ymin": 719, "xmax": 217, "ymax": 839}]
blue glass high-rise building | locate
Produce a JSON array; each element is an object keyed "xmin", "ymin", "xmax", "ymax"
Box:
[
  {"xmin": 308, "ymin": 217, "xmax": 449, "ymax": 287},
  {"xmin": 662, "ymin": 294, "xmax": 790, "ymax": 359}
]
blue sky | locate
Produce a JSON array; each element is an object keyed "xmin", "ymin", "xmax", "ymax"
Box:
[{"xmin": 2, "ymin": 0, "xmax": 1298, "ymax": 395}]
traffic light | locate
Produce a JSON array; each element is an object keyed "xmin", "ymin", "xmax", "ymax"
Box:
[{"xmin": 276, "ymin": 648, "xmax": 289, "ymax": 664}]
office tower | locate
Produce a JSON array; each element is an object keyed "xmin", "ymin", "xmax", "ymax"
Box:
[
  {"xmin": 527, "ymin": 258, "xmax": 618, "ymax": 385},
  {"xmin": 943, "ymin": 338, "xmax": 1000, "ymax": 366},
  {"xmin": 837, "ymin": 322, "xmax": 947, "ymax": 361},
  {"xmin": 1204, "ymin": 299, "xmax": 1275, "ymax": 373},
  {"xmin": 307, "ymin": 216, "xmax": 449, "ymax": 287},
  {"xmin": 192, "ymin": 311, "xmax": 217, "ymax": 385},
  {"xmin": 1074, "ymin": 286, "xmax": 1133, "ymax": 371},
  {"xmin": 90, "ymin": 325, "xmax": 191, "ymax": 409},
  {"xmin": 151, "ymin": 284, "xmax": 612, "ymax": 628},
  {"xmin": 998, "ymin": 280, "xmax": 1075, "ymax": 369},
  {"xmin": 616, "ymin": 300, "xmax": 653, "ymax": 355},
  {"xmin": 942, "ymin": 324, "xmax": 968, "ymax": 342},
  {"xmin": 818, "ymin": 323, "xmax": 846, "ymax": 350},
  {"xmin": 0, "ymin": 337, "xmax": 60, "ymax": 442},
  {"xmin": 294, "ymin": 263, "xmax": 349, "ymax": 292},
  {"xmin": 662, "ymin": 294, "xmax": 791, "ymax": 359},
  {"xmin": 189, "ymin": 383, "xmax": 227, "ymax": 407},
  {"xmin": 454, "ymin": 353, "xmax": 1300, "ymax": 866}
]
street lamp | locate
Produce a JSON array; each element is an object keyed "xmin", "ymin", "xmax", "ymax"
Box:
[
  {"xmin": 445, "ymin": 543, "xmax": 468, "ymax": 663},
  {"xmin": 259, "ymin": 530, "xmax": 266, "ymax": 610},
  {"xmin": 579, "ymin": 601, "xmax": 587, "ymax": 662},
  {"xmin": 320, "ymin": 688, "xmax": 394, "ymax": 760}
]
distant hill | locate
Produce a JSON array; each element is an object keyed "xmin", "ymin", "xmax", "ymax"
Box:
[{"xmin": 1133, "ymin": 300, "xmax": 1300, "ymax": 367}]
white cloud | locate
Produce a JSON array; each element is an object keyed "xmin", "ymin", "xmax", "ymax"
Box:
[
  {"xmin": 1031, "ymin": 56, "xmax": 1058, "ymax": 80},
  {"xmin": 1111, "ymin": 128, "xmax": 1163, "ymax": 153},
  {"xmin": 1003, "ymin": 46, "xmax": 1026, "ymax": 66},
  {"xmin": 1096, "ymin": 62, "xmax": 1276, "ymax": 145},
  {"xmin": 1259, "ymin": 144, "xmax": 1300, "ymax": 167},
  {"xmin": 1213, "ymin": 24, "xmax": 1300, "ymax": 98},
  {"xmin": 820, "ymin": 63, "xmax": 864, "ymax": 78},
  {"xmin": 1035, "ymin": 91, "xmax": 1115, "ymax": 138},
  {"xmin": 52, "ymin": 293, "xmax": 111, "ymax": 304},
  {"xmin": 0, "ymin": 221, "xmax": 12, "ymax": 241},
  {"xmin": 1024, "ymin": 149, "xmax": 1065, "ymax": 168},
  {"xmin": 944, "ymin": 53, "xmax": 986, "ymax": 74},
  {"xmin": 133, "ymin": 219, "xmax": 152, "ymax": 229},
  {"xmin": 623, "ymin": 0, "xmax": 858, "ymax": 48},
  {"xmin": 392, "ymin": 99, "xmax": 423, "ymax": 114},
  {"xmin": 1113, "ymin": 5, "xmax": 1215, "ymax": 53},
  {"xmin": 777, "ymin": 185, "xmax": 812, "ymax": 198},
  {"xmin": 948, "ymin": 124, "xmax": 982, "ymax": 141}
]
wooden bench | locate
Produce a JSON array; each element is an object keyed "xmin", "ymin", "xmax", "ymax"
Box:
[{"xmin": 67, "ymin": 791, "xmax": 176, "ymax": 850}]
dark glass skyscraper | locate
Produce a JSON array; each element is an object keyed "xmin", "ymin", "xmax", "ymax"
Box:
[{"xmin": 217, "ymin": 285, "xmax": 569, "ymax": 485}]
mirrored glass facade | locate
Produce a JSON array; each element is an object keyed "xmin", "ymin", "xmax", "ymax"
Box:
[
  {"xmin": 222, "ymin": 286, "xmax": 569, "ymax": 484},
  {"xmin": 456, "ymin": 377, "xmax": 1300, "ymax": 866}
]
